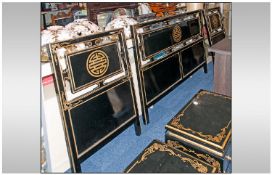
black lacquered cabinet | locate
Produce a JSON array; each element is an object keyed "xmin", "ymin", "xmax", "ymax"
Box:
[
  {"xmin": 132, "ymin": 10, "xmax": 208, "ymax": 124},
  {"xmin": 47, "ymin": 28, "xmax": 141, "ymax": 172},
  {"xmin": 203, "ymin": 7, "xmax": 226, "ymax": 46},
  {"xmin": 165, "ymin": 90, "xmax": 232, "ymax": 173}
]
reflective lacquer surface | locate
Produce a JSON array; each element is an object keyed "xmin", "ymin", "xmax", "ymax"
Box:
[
  {"xmin": 143, "ymin": 54, "xmax": 181, "ymax": 103},
  {"xmin": 69, "ymin": 81, "xmax": 135, "ymax": 155},
  {"xmin": 181, "ymin": 42, "xmax": 205, "ymax": 76}
]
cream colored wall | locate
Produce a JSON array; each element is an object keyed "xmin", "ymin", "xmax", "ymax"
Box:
[
  {"xmin": 223, "ymin": 3, "xmax": 232, "ymax": 36},
  {"xmin": 42, "ymin": 83, "xmax": 70, "ymax": 172},
  {"xmin": 186, "ymin": 3, "xmax": 204, "ymax": 11}
]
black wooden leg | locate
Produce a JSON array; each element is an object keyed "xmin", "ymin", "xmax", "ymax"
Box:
[
  {"xmin": 165, "ymin": 134, "xmax": 169, "ymax": 143},
  {"xmin": 71, "ymin": 162, "xmax": 82, "ymax": 173},
  {"xmin": 142, "ymin": 106, "xmax": 150, "ymax": 125},
  {"xmin": 134, "ymin": 117, "xmax": 141, "ymax": 136},
  {"xmin": 212, "ymin": 55, "xmax": 215, "ymax": 65},
  {"xmin": 204, "ymin": 62, "xmax": 208, "ymax": 74}
]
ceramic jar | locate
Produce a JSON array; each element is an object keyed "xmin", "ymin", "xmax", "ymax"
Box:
[
  {"xmin": 65, "ymin": 19, "xmax": 102, "ymax": 37},
  {"xmin": 105, "ymin": 15, "xmax": 138, "ymax": 39}
]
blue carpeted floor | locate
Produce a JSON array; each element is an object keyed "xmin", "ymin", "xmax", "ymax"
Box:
[{"xmin": 74, "ymin": 62, "xmax": 229, "ymax": 173}]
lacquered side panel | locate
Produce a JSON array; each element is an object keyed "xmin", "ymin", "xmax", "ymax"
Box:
[
  {"xmin": 69, "ymin": 81, "xmax": 135, "ymax": 156},
  {"xmin": 143, "ymin": 54, "xmax": 181, "ymax": 103},
  {"xmin": 181, "ymin": 42, "xmax": 205, "ymax": 76}
]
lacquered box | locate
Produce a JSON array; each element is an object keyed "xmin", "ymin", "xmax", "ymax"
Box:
[
  {"xmin": 124, "ymin": 140, "xmax": 218, "ymax": 173},
  {"xmin": 165, "ymin": 90, "xmax": 231, "ymax": 173}
]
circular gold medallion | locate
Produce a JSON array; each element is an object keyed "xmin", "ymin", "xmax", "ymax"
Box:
[
  {"xmin": 172, "ymin": 25, "xmax": 182, "ymax": 43},
  {"xmin": 86, "ymin": 50, "xmax": 109, "ymax": 77}
]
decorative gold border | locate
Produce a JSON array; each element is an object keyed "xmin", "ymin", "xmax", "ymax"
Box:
[
  {"xmin": 170, "ymin": 116, "xmax": 231, "ymax": 143},
  {"xmin": 125, "ymin": 141, "xmax": 217, "ymax": 173},
  {"xmin": 166, "ymin": 90, "xmax": 231, "ymax": 150},
  {"xmin": 166, "ymin": 140, "xmax": 221, "ymax": 173}
]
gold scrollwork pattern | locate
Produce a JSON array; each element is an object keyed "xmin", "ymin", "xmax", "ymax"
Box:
[
  {"xmin": 170, "ymin": 90, "xmax": 231, "ymax": 143},
  {"xmin": 126, "ymin": 142, "xmax": 209, "ymax": 173},
  {"xmin": 167, "ymin": 140, "xmax": 221, "ymax": 173},
  {"xmin": 196, "ymin": 90, "xmax": 231, "ymax": 100},
  {"xmin": 171, "ymin": 115, "xmax": 230, "ymax": 143}
]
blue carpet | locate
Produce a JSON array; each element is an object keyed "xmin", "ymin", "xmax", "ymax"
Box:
[{"xmin": 78, "ymin": 62, "xmax": 217, "ymax": 172}]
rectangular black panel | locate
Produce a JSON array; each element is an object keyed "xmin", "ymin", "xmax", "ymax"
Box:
[
  {"xmin": 143, "ymin": 54, "xmax": 181, "ymax": 103},
  {"xmin": 181, "ymin": 42, "xmax": 205, "ymax": 76},
  {"xmin": 187, "ymin": 18, "xmax": 200, "ymax": 36},
  {"xmin": 143, "ymin": 28, "xmax": 173, "ymax": 57},
  {"xmin": 68, "ymin": 43, "xmax": 122, "ymax": 92},
  {"xmin": 142, "ymin": 19, "xmax": 200, "ymax": 58},
  {"xmin": 211, "ymin": 32, "xmax": 225, "ymax": 45},
  {"xmin": 69, "ymin": 81, "xmax": 135, "ymax": 156}
]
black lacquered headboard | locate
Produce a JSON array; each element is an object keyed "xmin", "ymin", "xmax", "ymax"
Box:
[
  {"xmin": 132, "ymin": 10, "xmax": 208, "ymax": 125},
  {"xmin": 203, "ymin": 7, "xmax": 226, "ymax": 46},
  {"xmin": 47, "ymin": 28, "xmax": 141, "ymax": 172}
]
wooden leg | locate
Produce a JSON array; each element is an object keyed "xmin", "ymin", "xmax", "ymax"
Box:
[
  {"xmin": 165, "ymin": 134, "xmax": 169, "ymax": 143},
  {"xmin": 204, "ymin": 62, "xmax": 208, "ymax": 74},
  {"xmin": 71, "ymin": 162, "xmax": 82, "ymax": 173},
  {"xmin": 212, "ymin": 55, "xmax": 215, "ymax": 65},
  {"xmin": 134, "ymin": 117, "xmax": 141, "ymax": 136},
  {"xmin": 142, "ymin": 106, "xmax": 150, "ymax": 125},
  {"xmin": 75, "ymin": 164, "xmax": 82, "ymax": 173}
]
